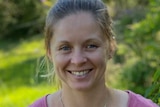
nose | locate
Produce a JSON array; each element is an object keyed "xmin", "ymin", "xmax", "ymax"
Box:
[{"xmin": 71, "ymin": 49, "xmax": 87, "ymax": 66}]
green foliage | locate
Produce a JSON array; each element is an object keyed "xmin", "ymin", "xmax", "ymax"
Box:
[
  {"xmin": 121, "ymin": 59, "xmax": 155, "ymax": 94},
  {"xmin": 113, "ymin": 0, "xmax": 160, "ymax": 103},
  {"xmin": 104, "ymin": 0, "xmax": 149, "ymax": 7},
  {"xmin": 0, "ymin": 0, "xmax": 47, "ymax": 39},
  {"xmin": 145, "ymin": 69, "xmax": 160, "ymax": 104}
]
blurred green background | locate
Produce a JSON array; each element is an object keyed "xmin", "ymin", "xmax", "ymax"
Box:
[{"xmin": 0, "ymin": 0, "xmax": 159, "ymax": 106}]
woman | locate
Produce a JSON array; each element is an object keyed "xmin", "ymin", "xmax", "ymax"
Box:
[{"xmin": 30, "ymin": 0, "xmax": 158, "ymax": 107}]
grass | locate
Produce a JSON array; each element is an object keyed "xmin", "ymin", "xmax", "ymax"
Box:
[
  {"xmin": 0, "ymin": 35, "xmax": 45, "ymax": 85},
  {"xmin": 0, "ymin": 35, "xmax": 56, "ymax": 107},
  {"xmin": 0, "ymin": 85, "xmax": 56, "ymax": 107}
]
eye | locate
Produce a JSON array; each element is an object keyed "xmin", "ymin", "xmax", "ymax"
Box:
[
  {"xmin": 59, "ymin": 45, "xmax": 71, "ymax": 51},
  {"xmin": 86, "ymin": 44, "xmax": 98, "ymax": 49}
]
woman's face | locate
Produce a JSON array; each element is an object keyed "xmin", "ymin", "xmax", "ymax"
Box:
[{"xmin": 49, "ymin": 12, "xmax": 110, "ymax": 91}]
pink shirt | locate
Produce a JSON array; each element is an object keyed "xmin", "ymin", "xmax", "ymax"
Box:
[{"xmin": 29, "ymin": 91, "xmax": 159, "ymax": 107}]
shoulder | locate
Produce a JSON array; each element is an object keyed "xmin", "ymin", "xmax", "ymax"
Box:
[
  {"xmin": 47, "ymin": 91, "xmax": 61, "ymax": 107},
  {"xmin": 29, "ymin": 95, "xmax": 49, "ymax": 107},
  {"xmin": 126, "ymin": 90, "xmax": 159, "ymax": 107}
]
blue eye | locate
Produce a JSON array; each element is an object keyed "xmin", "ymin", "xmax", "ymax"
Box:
[
  {"xmin": 59, "ymin": 45, "xmax": 71, "ymax": 51},
  {"xmin": 86, "ymin": 44, "xmax": 98, "ymax": 49}
]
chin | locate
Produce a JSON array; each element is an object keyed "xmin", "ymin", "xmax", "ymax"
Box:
[{"xmin": 68, "ymin": 82, "xmax": 94, "ymax": 91}]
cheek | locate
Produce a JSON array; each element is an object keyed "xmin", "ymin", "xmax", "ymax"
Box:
[
  {"xmin": 88, "ymin": 49, "xmax": 107, "ymax": 66},
  {"xmin": 96, "ymin": 54, "xmax": 107, "ymax": 67},
  {"xmin": 53, "ymin": 54, "xmax": 69, "ymax": 71}
]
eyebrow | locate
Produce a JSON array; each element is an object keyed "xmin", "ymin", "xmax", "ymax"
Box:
[
  {"xmin": 55, "ymin": 41, "xmax": 71, "ymax": 48},
  {"xmin": 57, "ymin": 41, "xmax": 70, "ymax": 44},
  {"xmin": 55, "ymin": 36, "xmax": 103, "ymax": 45},
  {"xmin": 84, "ymin": 38, "xmax": 103, "ymax": 43}
]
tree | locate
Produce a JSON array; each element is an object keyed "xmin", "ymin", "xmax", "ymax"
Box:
[{"xmin": 0, "ymin": 0, "xmax": 47, "ymax": 39}]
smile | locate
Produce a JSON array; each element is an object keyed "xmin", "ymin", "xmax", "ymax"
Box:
[{"xmin": 68, "ymin": 69, "xmax": 92, "ymax": 76}]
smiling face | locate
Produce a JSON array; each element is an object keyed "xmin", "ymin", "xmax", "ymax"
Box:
[{"xmin": 48, "ymin": 12, "xmax": 110, "ymax": 91}]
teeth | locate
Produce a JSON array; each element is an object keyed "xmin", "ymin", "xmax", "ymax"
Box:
[{"xmin": 71, "ymin": 70, "xmax": 89, "ymax": 76}]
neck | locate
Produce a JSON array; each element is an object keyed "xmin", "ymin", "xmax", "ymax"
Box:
[{"xmin": 60, "ymin": 84, "xmax": 112, "ymax": 107}]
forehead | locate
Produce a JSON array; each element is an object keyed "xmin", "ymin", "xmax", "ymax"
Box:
[
  {"xmin": 52, "ymin": 12, "xmax": 105, "ymax": 41},
  {"xmin": 54, "ymin": 11, "xmax": 97, "ymax": 31}
]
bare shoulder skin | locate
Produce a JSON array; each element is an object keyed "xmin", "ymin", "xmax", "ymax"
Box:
[
  {"xmin": 111, "ymin": 89, "xmax": 129, "ymax": 107},
  {"xmin": 47, "ymin": 91, "xmax": 62, "ymax": 107}
]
